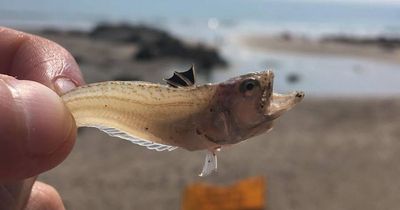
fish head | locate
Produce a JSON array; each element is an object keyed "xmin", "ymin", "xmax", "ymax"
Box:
[{"xmin": 202, "ymin": 70, "xmax": 304, "ymax": 146}]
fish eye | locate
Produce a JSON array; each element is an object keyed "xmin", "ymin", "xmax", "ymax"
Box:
[{"xmin": 239, "ymin": 79, "xmax": 260, "ymax": 94}]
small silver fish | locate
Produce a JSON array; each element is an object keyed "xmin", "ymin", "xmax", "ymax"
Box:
[{"xmin": 62, "ymin": 67, "xmax": 304, "ymax": 176}]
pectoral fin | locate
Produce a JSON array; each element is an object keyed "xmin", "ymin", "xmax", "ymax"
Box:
[{"xmin": 199, "ymin": 150, "xmax": 218, "ymax": 176}]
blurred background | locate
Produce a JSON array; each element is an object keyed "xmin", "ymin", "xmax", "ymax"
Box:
[{"xmin": 2, "ymin": 0, "xmax": 400, "ymax": 209}]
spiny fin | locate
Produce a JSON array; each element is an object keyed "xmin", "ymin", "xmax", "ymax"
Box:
[
  {"xmin": 199, "ymin": 151, "xmax": 217, "ymax": 176},
  {"xmin": 164, "ymin": 65, "xmax": 196, "ymax": 88},
  {"xmin": 87, "ymin": 125, "xmax": 178, "ymax": 152},
  {"xmin": 178, "ymin": 65, "xmax": 196, "ymax": 85}
]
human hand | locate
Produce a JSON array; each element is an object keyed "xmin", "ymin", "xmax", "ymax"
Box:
[{"xmin": 0, "ymin": 27, "xmax": 84, "ymax": 210}]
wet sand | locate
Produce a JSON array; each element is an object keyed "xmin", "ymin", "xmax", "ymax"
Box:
[
  {"xmin": 35, "ymin": 31, "xmax": 400, "ymax": 210},
  {"xmin": 241, "ymin": 34, "xmax": 400, "ymax": 65}
]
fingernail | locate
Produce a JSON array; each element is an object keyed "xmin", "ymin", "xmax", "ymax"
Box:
[{"xmin": 54, "ymin": 77, "xmax": 77, "ymax": 94}]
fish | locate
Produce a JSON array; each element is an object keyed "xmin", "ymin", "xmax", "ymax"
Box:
[{"xmin": 61, "ymin": 66, "xmax": 304, "ymax": 176}]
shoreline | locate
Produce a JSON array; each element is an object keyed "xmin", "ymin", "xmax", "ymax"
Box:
[
  {"xmin": 26, "ymin": 23, "xmax": 400, "ymax": 68},
  {"xmin": 28, "ymin": 25, "xmax": 400, "ymax": 97},
  {"xmin": 240, "ymin": 34, "xmax": 400, "ymax": 65}
]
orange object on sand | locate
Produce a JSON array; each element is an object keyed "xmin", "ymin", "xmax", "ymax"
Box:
[{"xmin": 181, "ymin": 176, "xmax": 266, "ymax": 210}]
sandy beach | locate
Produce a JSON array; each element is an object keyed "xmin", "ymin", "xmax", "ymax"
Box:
[
  {"xmin": 40, "ymin": 98, "xmax": 400, "ymax": 210},
  {"xmin": 30, "ymin": 27, "xmax": 400, "ymax": 210}
]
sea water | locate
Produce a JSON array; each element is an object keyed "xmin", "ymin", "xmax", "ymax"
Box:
[
  {"xmin": 1, "ymin": 0, "xmax": 400, "ymax": 37},
  {"xmin": 1, "ymin": 0, "xmax": 400, "ymax": 97}
]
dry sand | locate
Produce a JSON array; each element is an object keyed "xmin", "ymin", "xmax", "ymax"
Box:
[{"xmin": 35, "ymin": 31, "xmax": 400, "ymax": 210}]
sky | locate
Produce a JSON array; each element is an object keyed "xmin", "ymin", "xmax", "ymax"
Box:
[{"xmin": 280, "ymin": 0, "xmax": 400, "ymax": 4}]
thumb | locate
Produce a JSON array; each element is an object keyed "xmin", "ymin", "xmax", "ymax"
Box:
[{"xmin": 0, "ymin": 75, "xmax": 76, "ymax": 183}]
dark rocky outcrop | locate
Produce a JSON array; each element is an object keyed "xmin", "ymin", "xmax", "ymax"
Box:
[
  {"xmin": 89, "ymin": 23, "xmax": 228, "ymax": 70},
  {"xmin": 41, "ymin": 28, "xmax": 88, "ymax": 37}
]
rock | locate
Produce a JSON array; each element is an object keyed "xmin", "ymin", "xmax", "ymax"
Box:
[
  {"xmin": 279, "ymin": 32, "xmax": 292, "ymax": 41},
  {"xmin": 286, "ymin": 73, "xmax": 300, "ymax": 84},
  {"xmin": 91, "ymin": 23, "xmax": 169, "ymax": 43},
  {"xmin": 40, "ymin": 28, "xmax": 87, "ymax": 37},
  {"xmin": 89, "ymin": 23, "xmax": 228, "ymax": 70}
]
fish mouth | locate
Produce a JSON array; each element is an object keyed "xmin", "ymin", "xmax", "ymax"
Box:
[
  {"xmin": 258, "ymin": 70, "xmax": 304, "ymax": 119},
  {"xmin": 259, "ymin": 70, "xmax": 274, "ymax": 111},
  {"xmin": 264, "ymin": 91, "xmax": 304, "ymax": 119}
]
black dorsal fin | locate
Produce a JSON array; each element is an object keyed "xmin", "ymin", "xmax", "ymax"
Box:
[{"xmin": 164, "ymin": 65, "xmax": 196, "ymax": 88}]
